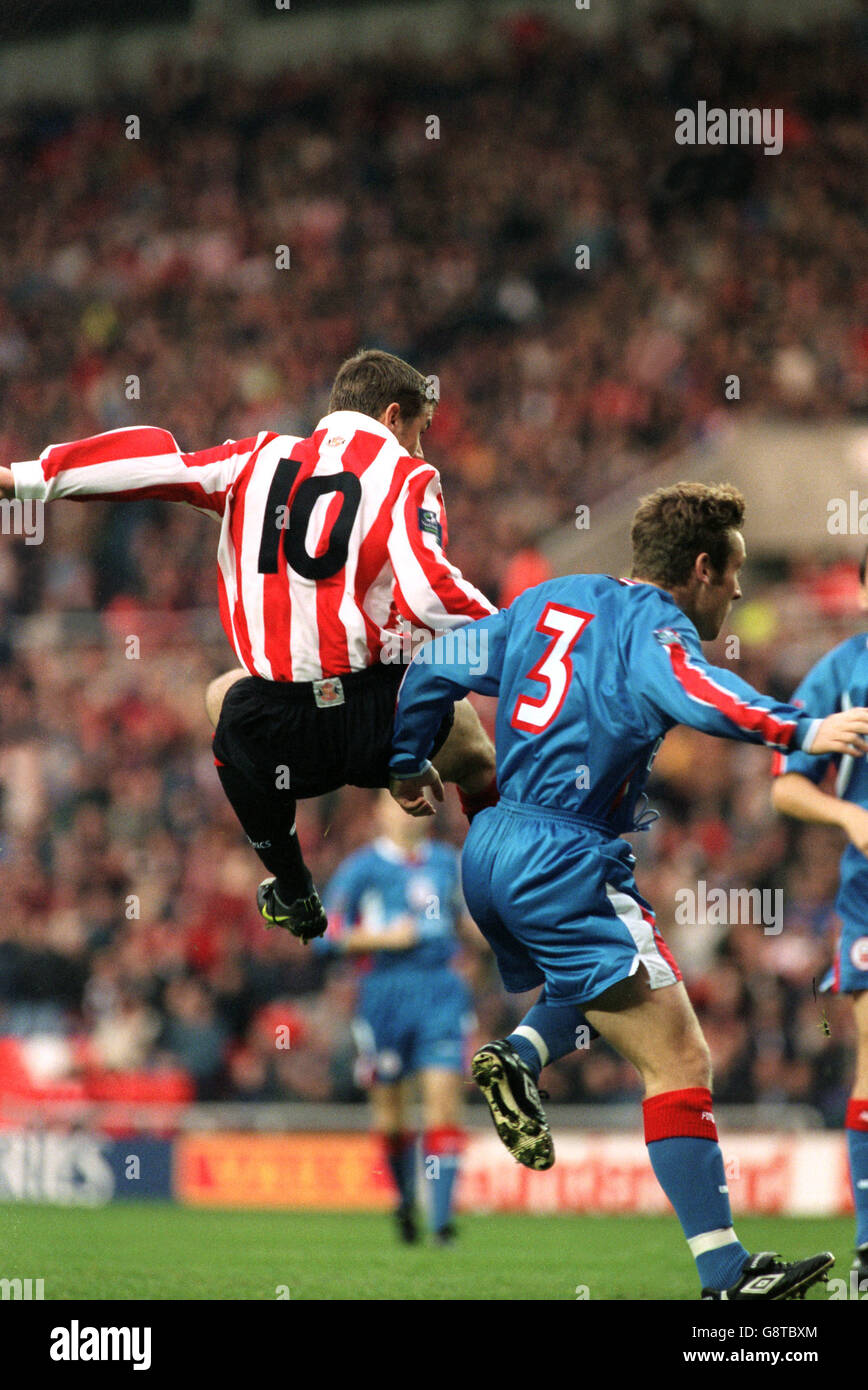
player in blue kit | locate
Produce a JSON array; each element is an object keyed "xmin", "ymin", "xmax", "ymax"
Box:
[
  {"xmin": 771, "ymin": 547, "xmax": 868, "ymax": 1286},
  {"xmin": 388, "ymin": 482, "xmax": 868, "ymax": 1299},
  {"xmin": 320, "ymin": 791, "xmax": 476, "ymax": 1243}
]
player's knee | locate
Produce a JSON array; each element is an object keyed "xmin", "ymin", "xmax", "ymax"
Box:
[
  {"xmin": 646, "ymin": 1032, "xmax": 711, "ymax": 1094},
  {"xmin": 422, "ymin": 1075, "xmax": 462, "ymax": 1129},
  {"xmin": 679, "ymin": 1033, "xmax": 712, "ymax": 1090},
  {"xmin": 204, "ymin": 677, "xmax": 225, "ymax": 728},
  {"xmin": 425, "ymin": 1101, "xmax": 457, "ymax": 1130},
  {"xmin": 435, "ymin": 700, "xmax": 494, "ymax": 787},
  {"xmin": 205, "ymin": 668, "xmax": 245, "ymax": 729},
  {"xmin": 424, "ymin": 1086, "xmax": 461, "ymax": 1129},
  {"xmin": 461, "ymin": 733, "xmax": 495, "ymax": 785}
]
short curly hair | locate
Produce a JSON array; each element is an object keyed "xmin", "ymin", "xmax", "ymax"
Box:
[
  {"xmin": 329, "ymin": 348, "xmax": 433, "ymax": 421},
  {"xmin": 630, "ymin": 482, "xmax": 746, "ymax": 588}
]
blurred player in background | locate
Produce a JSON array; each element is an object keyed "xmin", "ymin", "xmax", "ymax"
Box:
[
  {"xmin": 319, "ymin": 790, "xmax": 476, "ymax": 1244},
  {"xmin": 0, "ymin": 349, "xmax": 497, "ymax": 942},
  {"xmin": 771, "ymin": 546, "xmax": 868, "ymax": 1285},
  {"xmin": 389, "ymin": 482, "xmax": 868, "ymax": 1299}
]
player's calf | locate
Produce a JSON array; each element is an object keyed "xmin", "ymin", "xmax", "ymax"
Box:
[
  {"xmin": 585, "ymin": 977, "xmax": 751, "ymax": 1293},
  {"xmin": 846, "ymin": 992, "xmax": 868, "ymax": 1263},
  {"xmin": 378, "ymin": 1128, "xmax": 419, "ymax": 1244}
]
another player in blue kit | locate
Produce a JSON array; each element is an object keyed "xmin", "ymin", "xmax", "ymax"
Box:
[
  {"xmin": 389, "ymin": 482, "xmax": 868, "ymax": 1299},
  {"xmin": 321, "ymin": 791, "xmax": 475, "ymax": 1243},
  {"xmin": 772, "ymin": 548, "xmax": 868, "ymax": 1286}
]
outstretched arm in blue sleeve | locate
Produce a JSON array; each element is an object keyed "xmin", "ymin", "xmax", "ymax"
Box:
[
  {"xmin": 633, "ymin": 619, "xmax": 823, "ymax": 753},
  {"xmin": 389, "ymin": 610, "xmax": 508, "ymax": 785}
]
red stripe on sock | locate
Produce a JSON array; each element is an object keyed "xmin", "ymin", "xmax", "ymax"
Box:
[
  {"xmin": 643, "ymin": 1087, "xmax": 718, "ymax": 1143},
  {"xmin": 424, "ymin": 1126, "xmax": 465, "ymax": 1156},
  {"xmin": 846, "ymin": 1098, "xmax": 868, "ymax": 1133},
  {"xmin": 458, "ymin": 776, "xmax": 499, "ymax": 823}
]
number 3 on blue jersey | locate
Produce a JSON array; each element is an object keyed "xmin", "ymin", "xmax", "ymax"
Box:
[{"xmin": 511, "ymin": 603, "xmax": 594, "ymax": 733}]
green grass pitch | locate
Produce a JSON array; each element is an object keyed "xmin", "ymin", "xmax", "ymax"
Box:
[{"xmin": 0, "ymin": 1204, "xmax": 855, "ymax": 1299}]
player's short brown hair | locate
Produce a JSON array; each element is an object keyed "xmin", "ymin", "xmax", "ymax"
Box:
[
  {"xmin": 329, "ymin": 348, "xmax": 435, "ymax": 421},
  {"xmin": 630, "ymin": 482, "xmax": 746, "ymax": 588}
]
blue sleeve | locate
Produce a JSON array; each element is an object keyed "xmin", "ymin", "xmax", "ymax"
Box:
[
  {"xmin": 322, "ymin": 857, "xmax": 365, "ymax": 923},
  {"xmin": 390, "ymin": 610, "xmax": 508, "ymax": 778},
  {"xmin": 772, "ymin": 645, "xmax": 846, "ymax": 783},
  {"xmin": 630, "ymin": 616, "xmax": 821, "ymax": 753},
  {"xmin": 313, "ymin": 855, "xmax": 366, "ymax": 954}
]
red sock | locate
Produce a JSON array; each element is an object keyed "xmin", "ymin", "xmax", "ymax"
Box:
[
  {"xmin": 846, "ymin": 1098, "xmax": 868, "ymax": 1132},
  {"xmin": 381, "ymin": 1131, "xmax": 417, "ymax": 1208},
  {"xmin": 643, "ymin": 1087, "xmax": 719, "ymax": 1143},
  {"xmin": 382, "ymin": 1131, "xmax": 416, "ymax": 1160},
  {"xmin": 458, "ymin": 776, "xmax": 499, "ymax": 823},
  {"xmin": 424, "ymin": 1126, "xmax": 466, "ymax": 1157}
]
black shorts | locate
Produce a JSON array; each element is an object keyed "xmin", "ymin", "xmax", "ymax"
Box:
[{"xmin": 212, "ymin": 664, "xmax": 454, "ymax": 800}]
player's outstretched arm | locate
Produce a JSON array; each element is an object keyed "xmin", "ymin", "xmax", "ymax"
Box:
[
  {"xmin": 807, "ymin": 707, "xmax": 868, "ymax": 757},
  {"xmin": 772, "ymin": 769, "xmax": 868, "ymax": 857},
  {"xmin": 340, "ymin": 917, "xmax": 419, "ymax": 952},
  {"xmin": 389, "ymin": 765, "xmax": 445, "ymax": 818},
  {"xmin": 0, "ymin": 466, "xmax": 13, "ymax": 500},
  {"xmin": 6, "ymin": 427, "xmax": 267, "ymax": 514},
  {"xmin": 639, "ymin": 625, "xmax": 861, "ymax": 755}
]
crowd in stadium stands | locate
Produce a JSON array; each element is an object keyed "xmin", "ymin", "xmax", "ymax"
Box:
[
  {"xmin": 0, "ymin": 5, "xmax": 866, "ymax": 1122},
  {"xmin": 0, "ymin": 6, "xmax": 866, "ymax": 612}
]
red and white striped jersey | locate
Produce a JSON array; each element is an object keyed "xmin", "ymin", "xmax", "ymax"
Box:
[{"xmin": 12, "ymin": 410, "xmax": 496, "ymax": 682}]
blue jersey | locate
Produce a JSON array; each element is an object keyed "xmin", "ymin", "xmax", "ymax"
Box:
[
  {"xmin": 773, "ymin": 633, "xmax": 868, "ymax": 797},
  {"xmin": 322, "ymin": 837, "xmax": 464, "ymax": 970},
  {"xmin": 391, "ymin": 575, "xmax": 823, "ymax": 836},
  {"xmin": 773, "ymin": 632, "xmax": 868, "ymax": 993}
]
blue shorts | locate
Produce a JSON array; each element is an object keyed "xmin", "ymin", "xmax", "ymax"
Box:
[
  {"xmin": 821, "ymin": 857, "xmax": 868, "ymax": 994},
  {"xmin": 354, "ymin": 964, "xmax": 474, "ymax": 1084},
  {"xmin": 461, "ymin": 800, "xmax": 681, "ymax": 1006}
]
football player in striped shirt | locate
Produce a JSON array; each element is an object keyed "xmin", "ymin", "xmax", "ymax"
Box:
[
  {"xmin": 0, "ymin": 350, "xmax": 498, "ymax": 941},
  {"xmin": 772, "ymin": 546, "xmax": 868, "ymax": 1287},
  {"xmin": 388, "ymin": 482, "xmax": 868, "ymax": 1299}
]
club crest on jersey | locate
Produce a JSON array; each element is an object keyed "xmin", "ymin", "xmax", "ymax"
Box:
[
  {"xmin": 313, "ymin": 677, "xmax": 345, "ymax": 708},
  {"xmin": 326, "ymin": 435, "xmax": 346, "ymax": 448},
  {"xmin": 850, "ymin": 936, "xmax": 868, "ymax": 971},
  {"xmin": 417, "ymin": 508, "xmax": 442, "ymax": 545}
]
